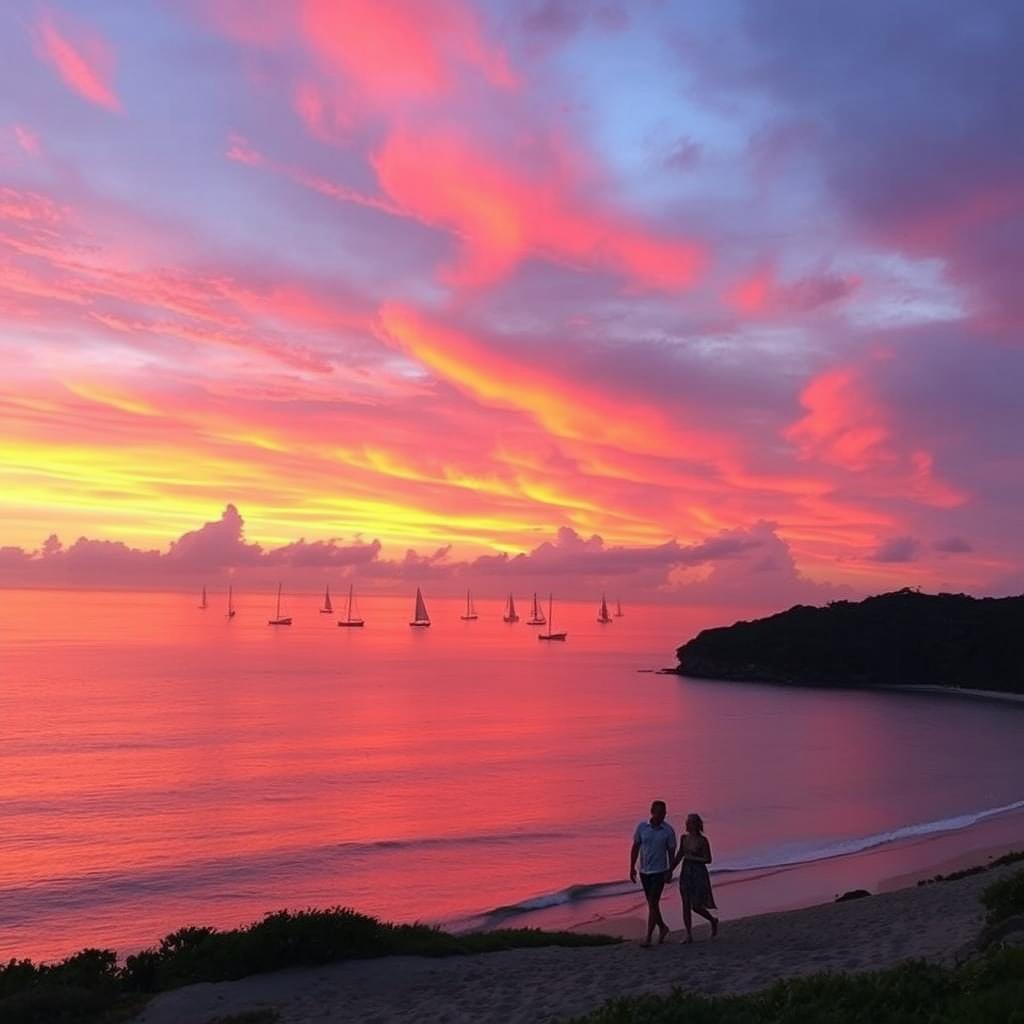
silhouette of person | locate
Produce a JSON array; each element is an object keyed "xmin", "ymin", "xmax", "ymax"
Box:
[
  {"xmin": 671, "ymin": 812, "xmax": 718, "ymax": 943},
  {"xmin": 629, "ymin": 799, "xmax": 676, "ymax": 946}
]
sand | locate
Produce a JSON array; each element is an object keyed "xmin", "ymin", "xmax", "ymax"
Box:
[{"xmin": 131, "ymin": 861, "xmax": 1017, "ymax": 1024}]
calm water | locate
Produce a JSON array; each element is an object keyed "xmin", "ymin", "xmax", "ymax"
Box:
[{"xmin": 1, "ymin": 588, "xmax": 1022, "ymax": 961}]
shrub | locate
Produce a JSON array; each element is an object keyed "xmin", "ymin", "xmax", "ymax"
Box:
[
  {"xmin": 981, "ymin": 867, "xmax": 1024, "ymax": 926},
  {"xmin": 571, "ymin": 948, "xmax": 1024, "ymax": 1023}
]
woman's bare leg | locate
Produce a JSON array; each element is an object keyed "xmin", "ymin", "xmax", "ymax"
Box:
[
  {"xmin": 691, "ymin": 905, "xmax": 719, "ymax": 937},
  {"xmin": 681, "ymin": 896, "xmax": 693, "ymax": 943}
]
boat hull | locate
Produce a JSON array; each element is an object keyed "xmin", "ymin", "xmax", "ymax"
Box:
[
  {"xmin": 539, "ymin": 632, "xmax": 567, "ymax": 641},
  {"xmin": 268, "ymin": 617, "xmax": 292, "ymax": 626},
  {"xmin": 503, "ymin": 615, "xmax": 519, "ymax": 623},
  {"xmin": 319, "ymin": 609, "xmax": 333, "ymax": 614},
  {"xmin": 337, "ymin": 620, "xmax": 365, "ymax": 627},
  {"xmin": 460, "ymin": 615, "xmax": 478, "ymax": 620},
  {"xmin": 409, "ymin": 621, "xmax": 431, "ymax": 627}
]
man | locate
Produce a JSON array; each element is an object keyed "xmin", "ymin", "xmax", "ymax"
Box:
[{"xmin": 629, "ymin": 799, "xmax": 677, "ymax": 946}]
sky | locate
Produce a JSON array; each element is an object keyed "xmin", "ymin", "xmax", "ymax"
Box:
[{"xmin": 0, "ymin": 1, "xmax": 1022, "ymax": 604}]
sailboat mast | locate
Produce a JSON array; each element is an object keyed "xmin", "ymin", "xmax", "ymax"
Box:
[
  {"xmin": 347, "ymin": 583, "xmax": 353, "ymax": 622},
  {"xmin": 276, "ymin": 583, "xmax": 282, "ymax": 618},
  {"xmin": 548, "ymin": 593, "xmax": 553, "ymax": 629}
]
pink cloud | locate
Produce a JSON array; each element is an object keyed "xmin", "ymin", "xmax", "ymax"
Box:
[
  {"xmin": 297, "ymin": 0, "xmax": 517, "ymax": 104},
  {"xmin": 13, "ymin": 124, "xmax": 41, "ymax": 155},
  {"xmin": 727, "ymin": 266, "xmax": 859, "ymax": 316},
  {"xmin": 372, "ymin": 128, "xmax": 707, "ymax": 289},
  {"xmin": 784, "ymin": 358, "xmax": 966, "ymax": 508},
  {"xmin": 292, "ymin": 80, "xmax": 352, "ymax": 144},
  {"xmin": 36, "ymin": 10, "xmax": 122, "ymax": 112}
]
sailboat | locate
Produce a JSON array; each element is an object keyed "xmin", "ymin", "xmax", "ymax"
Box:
[
  {"xmin": 320, "ymin": 585, "xmax": 334, "ymax": 614},
  {"xmin": 597, "ymin": 593, "xmax": 613, "ymax": 624},
  {"xmin": 538, "ymin": 594, "xmax": 567, "ymax": 641},
  {"xmin": 409, "ymin": 587, "xmax": 431, "ymax": 627},
  {"xmin": 615, "ymin": 598, "xmax": 624, "ymax": 618},
  {"xmin": 337, "ymin": 584, "xmax": 364, "ymax": 627},
  {"xmin": 226, "ymin": 585, "xmax": 236, "ymax": 619},
  {"xmin": 526, "ymin": 592, "xmax": 547, "ymax": 626},
  {"xmin": 199, "ymin": 585, "xmax": 207, "ymax": 609},
  {"xmin": 460, "ymin": 589, "xmax": 478, "ymax": 621},
  {"xmin": 503, "ymin": 592, "xmax": 519, "ymax": 623},
  {"xmin": 268, "ymin": 583, "xmax": 292, "ymax": 626}
]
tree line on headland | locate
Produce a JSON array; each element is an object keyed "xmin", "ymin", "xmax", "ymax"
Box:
[{"xmin": 676, "ymin": 589, "xmax": 1024, "ymax": 693}]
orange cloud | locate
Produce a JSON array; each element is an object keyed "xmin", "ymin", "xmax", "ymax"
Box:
[
  {"xmin": 37, "ymin": 11, "xmax": 121, "ymax": 112},
  {"xmin": 379, "ymin": 304, "xmax": 728, "ymax": 461},
  {"xmin": 372, "ymin": 129, "xmax": 706, "ymax": 288}
]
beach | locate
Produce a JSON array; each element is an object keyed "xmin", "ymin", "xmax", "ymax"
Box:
[
  {"xmin": 132, "ymin": 857, "xmax": 1019, "ymax": 1024},
  {"xmin": 4, "ymin": 590, "xmax": 1023, "ymax": 963}
]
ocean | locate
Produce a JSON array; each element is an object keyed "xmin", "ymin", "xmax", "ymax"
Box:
[{"xmin": 1, "ymin": 587, "xmax": 1022, "ymax": 961}]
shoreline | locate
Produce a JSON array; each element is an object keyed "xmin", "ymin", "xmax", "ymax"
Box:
[
  {"xmin": 484, "ymin": 804, "xmax": 1024, "ymax": 941},
  {"xmin": 132, "ymin": 856, "xmax": 1021, "ymax": 1024},
  {"xmin": 876, "ymin": 683, "xmax": 1024, "ymax": 705},
  {"xmin": 673, "ymin": 671, "xmax": 1024, "ymax": 707}
]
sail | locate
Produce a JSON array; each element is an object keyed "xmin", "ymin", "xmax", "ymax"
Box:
[
  {"xmin": 322, "ymin": 586, "xmax": 333, "ymax": 613},
  {"xmin": 598, "ymin": 593, "xmax": 611, "ymax": 622},
  {"xmin": 529, "ymin": 592, "xmax": 546, "ymax": 624},
  {"xmin": 414, "ymin": 587, "xmax": 429, "ymax": 623},
  {"xmin": 508, "ymin": 593, "xmax": 516, "ymax": 617},
  {"xmin": 200, "ymin": 585, "xmax": 207, "ymax": 609},
  {"xmin": 615, "ymin": 598, "xmax": 623, "ymax": 617}
]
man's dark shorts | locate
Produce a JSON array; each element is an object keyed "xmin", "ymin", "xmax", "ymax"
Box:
[{"xmin": 640, "ymin": 870, "xmax": 667, "ymax": 901}]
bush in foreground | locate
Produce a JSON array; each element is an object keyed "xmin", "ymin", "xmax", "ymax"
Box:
[
  {"xmin": 0, "ymin": 909, "xmax": 618, "ymax": 1024},
  {"xmin": 571, "ymin": 948, "xmax": 1024, "ymax": 1024},
  {"xmin": 981, "ymin": 866, "xmax": 1024, "ymax": 927}
]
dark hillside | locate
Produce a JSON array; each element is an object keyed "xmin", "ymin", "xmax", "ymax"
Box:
[{"xmin": 675, "ymin": 589, "xmax": 1024, "ymax": 692}]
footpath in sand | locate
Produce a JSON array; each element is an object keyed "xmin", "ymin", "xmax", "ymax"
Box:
[{"xmin": 132, "ymin": 864, "xmax": 1013, "ymax": 1024}]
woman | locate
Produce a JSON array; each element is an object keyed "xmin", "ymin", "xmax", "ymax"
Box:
[{"xmin": 671, "ymin": 812, "xmax": 718, "ymax": 943}]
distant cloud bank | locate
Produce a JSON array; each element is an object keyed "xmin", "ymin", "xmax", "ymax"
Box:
[{"xmin": 1, "ymin": 504, "xmax": 851, "ymax": 606}]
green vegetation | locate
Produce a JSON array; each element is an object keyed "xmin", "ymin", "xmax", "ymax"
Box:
[
  {"xmin": 982, "ymin": 868, "xmax": 1024, "ymax": 927},
  {"xmin": 918, "ymin": 848, "xmax": 1024, "ymax": 885},
  {"xmin": 572, "ymin": 868, "xmax": 1024, "ymax": 1024},
  {"xmin": 570, "ymin": 949, "xmax": 1024, "ymax": 1023},
  {"xmin": 8, "ymin": 871, "xmax": 1024, "ymax": 1024},
  {"xmin": 676, "ymin": 589, "xmax": 1024, "ymax": 691},
  {"xmin": 0, "ymin": 908, "xmax": 618, "ymax": 1024}
]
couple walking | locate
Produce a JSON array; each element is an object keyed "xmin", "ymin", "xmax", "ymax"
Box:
[{"xmin": 629, "ymin": 799, "xmax": 718, "ymax": 946}]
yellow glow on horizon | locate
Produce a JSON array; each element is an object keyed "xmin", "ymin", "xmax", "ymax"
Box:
[{"xmin": 64, "ymin": 381, "xmax": 162, "ymax": 418}]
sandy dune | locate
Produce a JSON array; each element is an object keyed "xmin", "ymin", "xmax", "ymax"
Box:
[{"xmin": 132, "ymin": 865, "xmax": 1010, "ymax": 1024}]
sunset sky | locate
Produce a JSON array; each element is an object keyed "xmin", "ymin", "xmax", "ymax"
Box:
[{"xmin": 1, "ymin": 1, "xmax": 1022, "ymax": 602}]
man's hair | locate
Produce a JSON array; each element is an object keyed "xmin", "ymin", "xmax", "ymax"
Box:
[{"xmin": 650, "ymin": 800, "xmax": 667, "ymax": 812}]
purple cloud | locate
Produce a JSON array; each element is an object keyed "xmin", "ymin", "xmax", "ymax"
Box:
[
  {"xmin": 933, "ymin": 536, "xmax": 973, "ymax": 554},
  {"xmin": 872, "ymin": 536, "xmax": 921, "ymax": 564}
]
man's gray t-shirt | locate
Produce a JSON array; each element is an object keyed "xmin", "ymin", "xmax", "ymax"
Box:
[{"xmin": 633, "ymin": 821, "xmax": 677, "ymax": 874}]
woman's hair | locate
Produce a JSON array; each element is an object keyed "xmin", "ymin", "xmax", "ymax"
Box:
[{"xmin": 686, "ymin": 813, "xmax": 704, "ymax": 833}]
